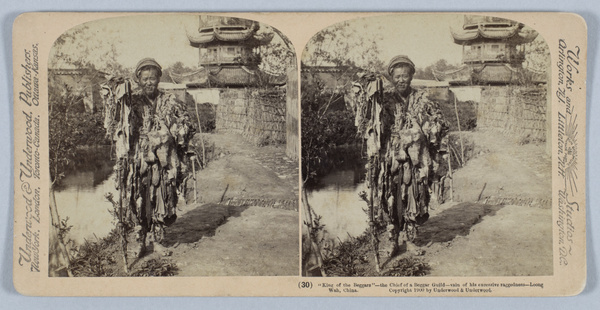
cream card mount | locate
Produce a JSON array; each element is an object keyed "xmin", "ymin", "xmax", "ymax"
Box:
[{"xmin": 12, "ymin": 12, "xmax": 586, "ymax": 297}]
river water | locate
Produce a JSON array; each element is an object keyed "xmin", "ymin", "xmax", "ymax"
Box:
[
  {"xmin": 53, "ymin": 147, "xmax": 117, "ymax": 245},
  {"xmin": 56, "ymin": 145, "xmax": 371, "ymax": 245},
  {"xmin": 305, "ymin": 146, "xmax": 370, "ymax": 242}
]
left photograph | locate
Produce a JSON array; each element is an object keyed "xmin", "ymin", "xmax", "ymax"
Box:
[{"xmin": 47, "ymin": 14, "xmax": 299, "ymax": 277}]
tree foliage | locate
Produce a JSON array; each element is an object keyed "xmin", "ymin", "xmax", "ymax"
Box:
[
  {"xmin": 301, "ymin": 20, "xmax": 385, "ymax": 91},
  {"xmin": 523, "ymin": 36, "xmax": 551, "ymax": 73},
  {"xmin": 301, "ymin": 76, "xmax": 358, "ymax": 184},
  {"xmin": 256, "ymin": 25, "xmax": 297, "ymax": 76},
  {"xmin": 302, "ymin": 21, "xmax": 385, "ymax": 71},
  {"xmin": 49, "ymin": 24, "xmax": 121, "ymax": 184},
  {"xmin": 48, "ymin": 84, "xmax": 79, "ymax": 184},
  {"xmin": 301, "ymin": 20, "xmax": 388, "ymax": 183},
  {"xmin": 49, "ymin": 24, "xmax": 132, "ymax": 77},
  {"xmin": 48, "ymin": 83, "xmax": 109, "ymax": 184}
]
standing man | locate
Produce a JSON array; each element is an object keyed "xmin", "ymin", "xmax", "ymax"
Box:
[
  {"xmin": 106, "ymin": 58, "xmax": 194, "ymax": 257},
  {"xmin": 132, "ymin": 58, "xmax": 193, "ymax": 255},
  {"xmin": 353, "ymin": 55, "xmax": 448, "ymax": 257}
]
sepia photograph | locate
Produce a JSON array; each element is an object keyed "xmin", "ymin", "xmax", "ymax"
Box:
[
  {"xmin": 301, "ymin": 14, "xmax": 553, "ymax": 277},
  {"xmin": 46, "ymin": 14, "xmax": 299, "ymax": 277},
  {"xmin": 10, "ymin": 11, "xmax": 587, "ymax": 298}
]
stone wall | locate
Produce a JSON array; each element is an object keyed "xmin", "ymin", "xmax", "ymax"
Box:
[
  {"xmin": 479, "ymin": 85, "xmax": 547, "ymax": 142},
  {"xmin": 216, "ymin": 88, "xmax": 286, "ymax": 145}
]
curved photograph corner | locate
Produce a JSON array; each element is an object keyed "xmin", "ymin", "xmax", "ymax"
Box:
[
  {"xmin": 300, "ymin": 14, "xmax": 552, "ymax": 277},
  {"xmin": 47, "ymin": 14, "xmax": 299, "ymax": 277}
]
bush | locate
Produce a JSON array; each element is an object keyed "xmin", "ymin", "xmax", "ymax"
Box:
[
  {"xmin": 438, "ymin": 99, "xmax": 478, "ymax": 132},
  {"xmin": 301, "ymin": 80, "xmax": 358, "ymax": 183},
  {"xmin": 185, "ymin": 92, "xmax": 216, "ymax": 134},
  {"xmin": 447, "ymin": 132, "xmax": 475, "ymax": 169},
  {"xmin": 49, "ymin": 84, "xmax": 110, "ymax": 183},
  {"xmin": 188, "ymin": 133, "xmax": 217, "ymax": 169},
  {"xmin": 69, "ymin": 228, "xmax": 178, "ymax": 277}
]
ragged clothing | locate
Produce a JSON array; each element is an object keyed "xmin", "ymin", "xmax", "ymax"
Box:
[
  {"xmin": 353, "ymin": 82, "xmax": 448, "ymax": 239},
  {"xmin": 103, "ymin": 82, "xmax": 193, "ymax": 237},
  {"xmin": 128, "ymin": 90, "xmax": 193, "ymax": 232},
  {"xmin": 384, "ymin": 88, "xmax": 448, "ymax": 230}
]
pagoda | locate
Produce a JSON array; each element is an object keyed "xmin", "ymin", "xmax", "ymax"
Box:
[
  {"xmin": 434, "ymin": 16, "xmax": 541, "ymax": 85},
  {"xmin": 175, "ymin": 16, "xmax": 284, "ymax": 87}
]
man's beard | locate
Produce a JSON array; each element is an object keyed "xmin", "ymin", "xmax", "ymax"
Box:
[
  {"xmin": 144, "ymin": 86, "xmax": 157, "ymax": 97},
  {"xmin": 395, "ymin": 83, "xmax": 409, "ymax": 95}
]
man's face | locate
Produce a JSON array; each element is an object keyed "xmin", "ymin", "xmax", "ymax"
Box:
[
  {"xmin": 139, "ymin": 68, "xmax": 159, "ymax": 97},
  {"xmin": 391, "ymin": 66, "xmax": 413, "ymax": 95}
]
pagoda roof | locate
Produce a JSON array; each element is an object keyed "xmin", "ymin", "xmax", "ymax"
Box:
[
  {"xmin": 187, "ymin": 24, "xmax": 274, "ymax": 47},
  {"xmin": 209, "ymin": 66, "xmax": 256, "ymax": 86},
  {"xmin": 475, "ymin": 64, "xmax": 518, "ymax": 83},
  {"xmin": 451, "ymin": 23, "xmax": 538, "ymax": 45},
  {"xmin": 171, "ymin": 66, "xmax": 286, "ymax": 87},
  {"xmin": 433, "ymin": 65, "xmax": 472, "ymax": 84},
  {"xmin": 169, "ymin": 68, "xmax": 208, "ymax": 85}
]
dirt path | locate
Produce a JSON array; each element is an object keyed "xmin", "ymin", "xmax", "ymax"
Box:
[
  {"xmin": 170, "ymin": 206, "xmax": 298, "ymax": 276},
  {"xmin": 414, "ymin": 130, "xmax": 553, "ymax": 276},
  {"xmin": 421, "ymin": 203, "xmax": 552, "ymax": 276},
  {"xmin": 319, "ymin": 129, "xmax": 553, "ymax": 277},
  {"xmin": 140, "ymin": 133, "xmax": 299, "ymax": 276},
  {"xmin": 451, "ymin": 130, "xmax": 552, "ymax": 207},
  {"xmin": 187, "ymin": 133, "xmax": 299, "ymax": 204}
]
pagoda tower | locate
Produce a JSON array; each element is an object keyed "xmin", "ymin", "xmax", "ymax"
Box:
[
  {"xmin": 177, "ymin": 16, "xmax": 281, "ymax": 87},
  {"xmin": 435, "ymin": 16, "xmax": 539, "ymax": 85}
]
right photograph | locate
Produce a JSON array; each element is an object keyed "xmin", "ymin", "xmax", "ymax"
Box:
[{"xmin": 301, "ymin": 14, "xmax": 552, "ymax": 277}]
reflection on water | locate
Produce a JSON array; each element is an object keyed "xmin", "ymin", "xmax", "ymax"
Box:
[
  {"xmin": 54, "ymin": 147, "xmax": 116, "ymax": 245},
  {"xmin": 306, "ymin": 146, "xmax": 370, "ymax": 242}
]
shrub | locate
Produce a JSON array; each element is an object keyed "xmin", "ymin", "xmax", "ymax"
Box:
[
  {"xmin": 438, "ymin": 99, "xmax": 478, "ymax": 132},
  {"xmin": 301, "ymin": 80, "xmax": 358, "ymax": 183}
]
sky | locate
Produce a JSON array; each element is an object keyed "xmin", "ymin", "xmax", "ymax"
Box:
[
  {"xmin": 50, "ymin": 13, "xmax": 543, "ymax": 74},
  {"xmin": 50, "ymin": 14, "xmax": 300, "ymax": 75},
  {"xmin": 50, "ymin": 13, "xmax": 468, "ymax": 73},
  {"xmin": 368, "ymin": 14, "xmax": 466, "ymax": 67},
  {"xmin": 50, "ymin": 14, "xmax": 208, "ymax": 71},
  {"xmin": 302, "ymin": 14, "xmax": 467, "ymax": 69}
]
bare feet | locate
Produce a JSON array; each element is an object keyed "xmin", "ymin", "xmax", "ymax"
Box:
[
  {"xmin": 406, "ymin": 241, "xmax": 424, "ymax": 256},
  {"xmin": 151, "ymin": 242, "xmax": 172, "ymax": 257}
]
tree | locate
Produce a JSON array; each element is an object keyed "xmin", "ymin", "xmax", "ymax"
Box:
[
  {"xmin": 49, "ymin": 24, "xmax": 120, "ymax": 182},
  {"xmin": 301, "ymin": 20, "xmax": 387, "ymax": 117},
  {"xmin": 301, "ymin": 20, "xmax": 388, "ymax": 183},
  {"xmin": 48, "ymin": 24, "xmax": 126, "ymax": 276},
  {"xmin": 302, "ymin": 21, "xmax": 384, "ymax": 71},
  {"xmin": 523, "ymin": 36, "xmax": 550, "ymax": 73},
  {"xmin": 256, "ymin": 25, "xmax": 297, "ymax": 76},
  {"xmin": 49, "ymin": 24, "xmax": 131, "ymax": 77}
]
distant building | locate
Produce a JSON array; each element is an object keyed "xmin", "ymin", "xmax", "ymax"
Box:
[
  {"xmin": 411, "ymin": 79, "xmax": 451, "ymax": 102},
  {"xmin": 173, "ymin": 16, "xmax": 285, "ymax": 88},
  {"xmin": 434, "ymin": 16, "xmax": 544, "ymax": 85},
  {"xmin": 165, "ymin": 16, "xmax": 294, "ymax": 155},
  {"xmin": 433, "ymin": 16, "xmax": 551, "ymax": 153},
  {"xmin": 49, "ymin": 68, "xmax": 108, "ymax": 113},
  {"xmin": 301, "ymin": 65, "xmax": 352, "ymax": 93}
]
